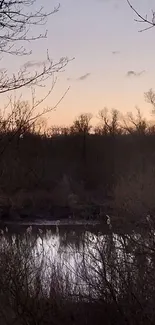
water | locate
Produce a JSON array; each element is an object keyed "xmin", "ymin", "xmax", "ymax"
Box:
[
  {"xmin": 0, "ymin": 222, "xmax": 154, "ymax": 302},
  {"xmin": 0, "ymin": 221, "xmax": 155, "ymax": 325}
]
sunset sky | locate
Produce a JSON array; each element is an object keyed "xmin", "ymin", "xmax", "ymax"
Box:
[{"xmin": 1, "ymin": 0, "xmax": 155, "ymax": 126}]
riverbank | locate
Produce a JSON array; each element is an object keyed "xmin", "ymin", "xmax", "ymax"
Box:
[
  {"xmin": 0, "ymin": 219, "xmax": 100, "ymax": 226},
  {"xmin": 0, "ymin": 198, "xmax": 114, "ymax": 221}
]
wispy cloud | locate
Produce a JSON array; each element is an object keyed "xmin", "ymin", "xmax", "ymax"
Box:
[
  {"xmin": 23, "ymin": 60, "xmax": 47, "ymax": 69},
  {"xmin": 112, "ymin": 51, "xmax": 120, "ymax": 55},
  {"xmin": 126, "ymin": 70, "xmax": 146, "ymax": 77},
  {"xmin": 77, "ymin": 73, "xmax": 91, "ymax": 81},
  {"xmin": 67, "ymin": 73, "xmax": 91, "ymax": 82}
]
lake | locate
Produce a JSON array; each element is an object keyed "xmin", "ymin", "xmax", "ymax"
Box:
[
  {"xmin": 0, "ymin": 220, "xmax": 154, "ymax": 324},
  {"xmin": 0, "ymin": 220, "xmax": 153, "ymax": 298}
]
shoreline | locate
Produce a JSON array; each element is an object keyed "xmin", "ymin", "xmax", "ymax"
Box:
[{"xmin": 0, "ymin": 219, "xmax": 101, "ymax": 226}]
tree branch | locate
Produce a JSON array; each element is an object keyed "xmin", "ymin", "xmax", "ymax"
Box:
[{"xmin": 127, "ymin": 0, "xmax": 155, "ymax": 32}]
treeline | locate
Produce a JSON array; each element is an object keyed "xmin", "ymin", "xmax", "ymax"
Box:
[
  {"xmin": 0, "ymin": 92, "xmax": 155, "ymax": 218},
  {"xmin": 48, "ymin": 108, "xmax": 155, "ymax": 137}
]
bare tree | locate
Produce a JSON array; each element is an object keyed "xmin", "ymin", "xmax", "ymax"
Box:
[
  {"xmin": 96, "ymin": 108, "xmax": 121, "ymax": 135},
  {"xmin": 124, "ymin": 107, "xmax": 147, "ymax": 135},
  {"xmin": 96, "ymin": 107, "xmax": 109, "ymax": 135},
  {"xmin": 145, "ymin": 89, "xmax": 155, "ymax": 113},
  {"xmin": 70, "ymin": 113, "xmax": 92, "ymax": 135},
  {"xmin": 127, "ymin": 0, "xmax": 155, "ymax": 32},
  {"xmin": 0, "ymin": 0, "xmax": 70, "ymax": 93},
  {"xmin": 0, "ymin": 85, "xmax": 70, "ymax": 157}
]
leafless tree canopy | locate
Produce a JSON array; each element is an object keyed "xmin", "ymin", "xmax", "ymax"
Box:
[
  {"xmin": 145, "ymin": 89, "xmax": 155, "ymax": 112},
  {"xmin": 0, "ymin": 0, "xmax": 70, "ymax": 93},
  {"xmin": 71, "ymin": 113, "xmax": 93, "ymax": 134},
  {"xmin": 95, "ymin": 108, "xmax": 121, "ymax": 135},
  {"xmin": 0, "ymin": 0, "xmax": 59, "ymax": 55}
]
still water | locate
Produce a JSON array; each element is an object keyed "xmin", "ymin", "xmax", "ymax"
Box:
[{"xmin": 0, "ymin": 222, "xmax": 154, "ymax": 300}]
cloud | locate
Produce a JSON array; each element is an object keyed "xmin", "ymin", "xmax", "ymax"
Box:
[
  {"xmin": 126, "ymin": 70, "xmax": 146, "ymax": 77},
  {"xmin": 112, "ymin": 51, "xmax": 120, "ymax": 55},
  {"xmin": 23, "ymin": 60, "xmax": 47, "ymax": 69},
  {"xmin": 77, "ymin": 73, "xmax": 91, "ymax": 81},
  {"xmin": 67, "ymin": 73, "xmax": 91, "ymax": 82}
]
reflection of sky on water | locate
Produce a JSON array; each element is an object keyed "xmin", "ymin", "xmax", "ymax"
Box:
[
  {"xmin": 31, "ymin": 229, "xmax": 139, "ymax": 297},
  {"xmin": 32, "ymin": 229, "xmax": 139, "ymax": 273},
  {"xmin": 0, "ymin": 226, "xmax": 153, "ymax": 298}
]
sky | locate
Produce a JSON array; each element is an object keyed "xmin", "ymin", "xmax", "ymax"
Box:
[{"xmin": 1, "ymin": 0, "xmax": 155, "ymax": 126}]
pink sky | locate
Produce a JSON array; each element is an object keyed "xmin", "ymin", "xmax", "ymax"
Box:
[{"xmin": 1, "ymin": 0, "xmax": 155, "ymax": 126}]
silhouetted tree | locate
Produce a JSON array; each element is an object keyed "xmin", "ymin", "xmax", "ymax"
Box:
[
  {"xmin": 109, "ymin": 109, "xmax": 121, "ymax": 135},
  {"xmin": 70, "ymin": 113, "xmax": 92, "ymax": 135},
  {"xmin": 70, "ymin": 113, "xmax": 92, "ymax": 163},
  {"xmin": 96, "ymin": 108, "xmax": 121, "ymax": 135},
  {"xmin": 97, "ymin": 107, "xmax": 109, "ymax": 135},
  {"xmin": 124, "ymin": 107, "xmax": 147, "ymax": 135},
  {"xmin": 145, "ymin": 89, "xmax": 155, "ymax": 113}
]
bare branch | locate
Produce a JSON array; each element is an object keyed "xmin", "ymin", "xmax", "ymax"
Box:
[
  {"xmin": 0, "ymin": 55, "xmax": 71, "ymax": 93},
  {"xmin": 0, "ymin": 0, "xmax": 60, "ymax": 55},
  {"xmin": 144, "ymin": 89, "xmax": 155, "ymax": 114},
  {"xmin": 0, "ymin": 1, "xmax": 73, "ymax": 94},
  {"xmin": 127, "ymin": 0, "xmax": 155, "ymax": 32},
  {"xmin": 0, "ymin": 83, "xmax": 70, "ymax": 156}
]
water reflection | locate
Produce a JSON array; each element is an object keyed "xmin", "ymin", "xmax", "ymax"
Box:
[{"xmin": 0, "ymin": 225, "xmax": 155, "ymax": 300}]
